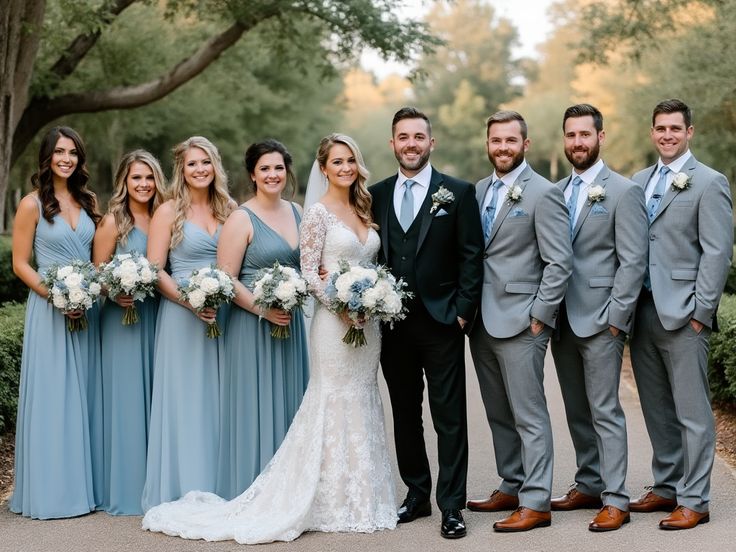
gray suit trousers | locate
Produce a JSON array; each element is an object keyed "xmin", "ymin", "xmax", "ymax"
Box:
[
  {"xmin": 550, "ymin": 314, "xmax": 629, "ymax": 510},
  {"xmin": 470, "ymin": 321, "xmax": 553, "ymax": 511},
  {"xmin": 630, "ymin": 294, "xmax": 714, "ymax": 512}
]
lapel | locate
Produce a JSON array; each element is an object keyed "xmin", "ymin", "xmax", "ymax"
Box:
[
  {"xmin": 477, "ymin": 176, "xmax": 492, "ymax": 215},
  {"xmin": 488, "ymin": 165, "xmax": 532, "ymax": 246},
  {"xmin": 571, "ymin": 164, "xmax": 611, "ymax": 241},
  {"xmin": 416, "ymin": 169, "xmax": 441, "ymax": 253},
  {"xmin": 379, "ymin": 177, "xmax": 396, "ymax": 262},
  {"xmin": 651, "ymin": 156, "xmax": 697, "ymax": 224}
]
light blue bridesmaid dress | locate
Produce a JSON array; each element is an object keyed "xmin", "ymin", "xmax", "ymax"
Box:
[
  {"xmin": 141, "ymin": 221, "xmax": 225, "ymax": 512},
  {"xmin": 216, "ymin": 205, "xmax": 309, "ymax": 500},
  {"xmin": 100, "ymin": 227, "xmax": 158, "ymax": 515},
  {"xmin": 10, "ymin": 197, "xmax": 103, "ymax": 519}
]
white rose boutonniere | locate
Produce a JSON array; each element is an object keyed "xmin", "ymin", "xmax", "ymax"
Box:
[
  {"xmin": 505, "ymin": 185, "xmax": 523, "ymax": 204},
  {"xmin": 672, "ymin": 172, "xmax": 691, "ymax": 191},
  {"xmin": 587, "ymin": 185, "xmax": 606, "ymax": 204},
  {"xmin": 430, "ymin": 186, "xmax": 455, "ymax": 214}
]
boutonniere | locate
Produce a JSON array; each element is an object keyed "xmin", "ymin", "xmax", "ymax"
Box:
[
  {"xmin": 671, "ymin": 172, "xmax": 691, "ymax": 191},
  {"xmin": 505, "ymin": 185, "xmax": 523, "ymax": 204},
  {"xmin": 430, "ymin": 186, "xmax": 454, "ymax": 214},
  {"xmin": 587, "ymin": 185, "xmax": 606, "ymax": 204}
]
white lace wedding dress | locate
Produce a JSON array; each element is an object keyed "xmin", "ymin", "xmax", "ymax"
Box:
[{"xmin": 142, "ymin": 202, "xmax": 397, "ymax": 544}]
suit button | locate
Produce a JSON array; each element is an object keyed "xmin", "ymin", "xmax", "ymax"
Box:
[
  {"xmin": 403, "ymin": 238, "xmax": 407, "ymax": 243},
  {"xmin": 401, "ymin": 256, "xmax": 407, "ymax": 261},
  {"xmin": 649, "ymin": 234, "xmax": 656, "ymax": 240},
  {"xmin": 483, "ymin": 253, "xmax": 489, "ymax": 259}
]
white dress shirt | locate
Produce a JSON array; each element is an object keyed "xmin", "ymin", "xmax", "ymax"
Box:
[
  {"xmin": 564, "ymin": 158, "xmax": 605, "ymax": 226},
  {"xmin": 645, "ymin": 149, "xmax": 692, "ymax": 202},
  {"xmin": 393, "ymin": 162, "xmax": 433, "ymax": 223},
  {"xmin": 481, "ymin": 160, "xmax": 528, "ymax": 224}
]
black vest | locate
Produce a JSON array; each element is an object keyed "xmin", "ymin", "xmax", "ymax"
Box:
[{"xmin": 386, "ymin": 204, "xmax": 421, "ymax": 295}]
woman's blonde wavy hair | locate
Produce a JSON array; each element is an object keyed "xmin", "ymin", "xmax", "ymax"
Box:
[
  {"xmin": 316, "ymin": 133, "xmax": 376, "ymax": 229},
  {"xmin": 107, "ymin": 150, "xmax": 167, "ymax": 246},
  {"xmin": 169, "ymin": 136, "xmax": 232, "ymax": 249}
]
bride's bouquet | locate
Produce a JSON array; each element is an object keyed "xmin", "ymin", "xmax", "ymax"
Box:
[
  {"xmin": 178, "ymin": 265, "xmax": 235, "ymax": 338},
  {"xmin": 326, "ymin": 260, "xmax": 412, "ymax": 347},
  {"xmin": 99, "ymin": 252, "xmax": 159, "ymax": 325},
  {"xmin": 252, "ymin": 262, "xmax": 310, "ymax": 339},
  {"xmin": 42, "ymin": 260, "xmax": 102, "ymax": 332}
]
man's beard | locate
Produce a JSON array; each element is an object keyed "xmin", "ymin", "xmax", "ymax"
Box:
[
  {"xmin": 488, "ymin": 149, "xmax": 524, "ymax": 176},
  {"xmin": 395, "ymin": 147, "xmax": 431, "ymax": 173},
  {"xmin": 565, "ymin": 141, "xmax": 600, "ymax": 171}
]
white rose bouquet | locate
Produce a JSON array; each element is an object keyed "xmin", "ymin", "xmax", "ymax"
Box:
[
  {"xmin": 252, "ymin": 262, "xmax": 309, "ymax": 339},
  {"xmin": 42, "ymin": 260, "xmax": 102, "ymax": 332},
  {"xmin": 325, "ymin": 260, "xmax": 412, "ymax": 347},
  {"xmin": 178, "ymin": 265, "xmax": 235, "ymax": 338},
  {"xmin": 99, "ymin": 252, "xmax": 159, "ymax": 325}
]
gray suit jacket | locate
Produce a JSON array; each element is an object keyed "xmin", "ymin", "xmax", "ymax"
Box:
[
  {"xmin": 476, "ymin": 164, "xmax": 572, "ymax": 338},
  {"xmin": 556, "ymin": 165, "xmax": 648, "ymax": 337},
  {"xmin": 632, "ymin": 155, "xmax": 733, "ymax": 330}
]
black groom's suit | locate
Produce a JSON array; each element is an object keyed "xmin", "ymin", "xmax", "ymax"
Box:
[{"xmin": 369, "ymin": 167, "xmax": 483, "ymax": 510}]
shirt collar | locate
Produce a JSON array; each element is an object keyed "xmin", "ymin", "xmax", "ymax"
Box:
[
  {"xmin": 493, "ymin": 160, "xmax": 528, "ymax": 188},
  {"xmin": 397, "ymin": 163, "xmax": 432, "ymax": 189},
  {"xmin": 570, "ymin": 158, "xmax": 605, "ymax": 187},
  {"xmin": 658, "ymin": 149, "xmax": 692, "ymax": 174}
]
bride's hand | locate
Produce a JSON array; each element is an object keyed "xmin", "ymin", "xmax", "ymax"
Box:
[
  {"xmin": 340, "ymin": 311, "xmax": 365, "ymax": 328},
  {"xmin": 262, "ymin": 308, "xmax": 292, "ymax": 326}
]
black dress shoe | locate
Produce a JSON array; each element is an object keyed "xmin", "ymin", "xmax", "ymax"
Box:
[
  {"xmin": 441, "ymin": 509, "xmax": 467, "ymax": 539},
  {"xmin": 397, "ymin": 496, "xmax": 432, "ymax": 523}
]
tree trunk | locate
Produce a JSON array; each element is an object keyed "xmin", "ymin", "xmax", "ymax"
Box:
[{"xmin": 0, "ymin": 0, "xmax": 46, "ymax": 231}]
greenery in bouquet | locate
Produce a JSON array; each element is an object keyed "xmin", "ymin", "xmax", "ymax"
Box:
[
  {"xmin": 252, "ymin": 262, "xmax": 309, "ymax": 339},
  {"xmin": 99, "ymin": 252, "xmax": 159, "ymax": 325},
  {"xmin": 326, "ymin": 259, "xmax": 412, "ymax": 347},
  {"xmin": 41, "ymin": 260, "xmax": 101, "ymax": 332},
  {"xmin": 178, "ymin": 265, "xmax": 235, "ymax": 338}
]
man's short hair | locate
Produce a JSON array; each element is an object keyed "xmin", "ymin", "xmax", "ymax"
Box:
[
  {"xmin": 392, "ymin": 107, "xmax": 432, "ymax": 136},
  {"xmin": 562, "ymin": 104, "xmax": 603, "ymax": 132},
  {"xmin": 652, "ymin": 99, "xmax": 692, "ymax": 127},
  {"xmin": 486, "ymin": 110, "xmax": 528, "ymax": 140}
]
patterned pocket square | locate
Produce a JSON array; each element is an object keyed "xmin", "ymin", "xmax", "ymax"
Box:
[
  {"xmin": 590, "ymin": 204, "xmax": 608, "ymax": 215},
  {"xmin": 434, "ymin": 208, "xmax": 449, "ymax": 217},
  {"xmin": 509, "ymin": 207, "xmax": 528, "ymax": 218}
]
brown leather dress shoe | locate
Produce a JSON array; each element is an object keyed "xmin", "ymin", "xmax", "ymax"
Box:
[
  {"xmin": 551, "ymin": 487, "xmax": 603, "ymax": 511},
  {"xmin": 659, "ymin": 506, "xmax": 710, "ymax": 530},
  {"xmin": 467, "ymin": 489, "xmax": 519, "ymax": 512},
  {"xmin": 493, "ymin": 507, "xmax": 551, "ymax": 532},
  {"xmin": 589, "ymin": 505, "xmax": 630, "ymax": 532},
  {"xmin": 629, "ymin": 489, "xmax": 677, "ymax": 512}
]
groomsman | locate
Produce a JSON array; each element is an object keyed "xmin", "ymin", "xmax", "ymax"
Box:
[
  {"xmin": 370, "ymin": 107, "xmax": 484, "ymax": 539},
  {"xmin": 550, "ymin": 104, "xmax": 648, "ymax": 531},
  {"xmin": 467, "ymin": 110, "xmax": 572, "ymax": 532},
  {"xmin": 629, "ymin": 99, "xmax": 732, "ymax": 529}
]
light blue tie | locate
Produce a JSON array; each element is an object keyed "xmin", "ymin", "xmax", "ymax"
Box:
[
  {"xmin": 647, "ymin": 165, "xmax": 670, "ymax": 223},
  {"xmin": 643, "ymin": 166, "xmax": 670, "ymax": 289},
  {"xmin": 482, "ymin": 180, "xmax": 503, "ymax": 241},
  {"xmin": 399, "ymin": 179, "xmax": 416, "ymax": 232},
  {"xmin": 567, "ymin": 176, "xmax": 583, "ymax": 240}
]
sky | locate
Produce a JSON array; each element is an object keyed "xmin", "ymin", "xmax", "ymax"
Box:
[{"xmin": 362, "ymin": 0, "xmax": 555, "ymax": 78}]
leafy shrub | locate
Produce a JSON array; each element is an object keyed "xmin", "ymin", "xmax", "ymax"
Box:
[
  {"xmin": 709, "ymin": 294, "xmax": 736, "ymax": 403},
  {"xmin": 0, "ymin": 302, "xmax": 25, "ymax": 434},
  {"xmin": 0, "ymin": 235, "xmax": 27, "ymax": 304}
]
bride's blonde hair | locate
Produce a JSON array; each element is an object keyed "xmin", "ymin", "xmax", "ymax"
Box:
[{"xmin": 316, "ymin": 134, "xmax": 376, "ymax": 229}]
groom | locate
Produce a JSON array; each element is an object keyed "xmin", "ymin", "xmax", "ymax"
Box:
[{"xmin": 369, "ymin": 107, "xmax": 484, "ymax": 539}]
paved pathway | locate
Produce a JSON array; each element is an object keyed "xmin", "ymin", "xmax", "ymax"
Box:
[{"xmin": 2, "ymin": 346, "xmax": 736, "ymax": 552}]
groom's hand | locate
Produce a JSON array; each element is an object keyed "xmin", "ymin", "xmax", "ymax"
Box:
[
  {"xmin": 457, "ymin": 316, "xmax": 467, "ymax": 330},
  {"xmin": 318, "ymin": 265, "xmax": 328, "ymax": 281},
  {"xmin": 530, "ymin": 317, "xmax": 545, "ymax": 336}
]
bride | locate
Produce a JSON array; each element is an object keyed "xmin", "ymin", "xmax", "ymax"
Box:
[{"xmin": 142, "ymin": 134, "xmax": 397, "ymax": 544}]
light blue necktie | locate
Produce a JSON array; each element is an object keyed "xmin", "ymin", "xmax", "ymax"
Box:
[
  {"xmin": 643, "ymin": 166, "xmax": 670, "ymax": 289},
  {"xmin": 566, "ymin": 176, "xmax": 583, "ymax": 240},
  {"xmin": 399, "ymin": 179, "xmax": 416, "ymax": 231},
  {"xmin": 482, "ymin": 180, "xmax": 503, "ymax": 241},
  {"xmin": 647, "ymin": 165, "xmax": 670, "ymax": 223}
]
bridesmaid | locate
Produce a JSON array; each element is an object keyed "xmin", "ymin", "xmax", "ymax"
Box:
[
  {"xmin": 216, "ymin": 140, "xmax": 309, "ymax": 499},
  {"xmin": 93, "ymin": 150, "xmax": 167, "ymax": 515},
  {"xmin": 10, "ymin": 126, "xmax": 102, "ymax": 518},
  {"xmin": 141, "ymin": 136, "xmax": 235, "ymax": 512}
]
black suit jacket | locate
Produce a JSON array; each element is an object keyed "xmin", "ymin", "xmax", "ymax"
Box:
[{"xmin": 369, "ymin": 167, "xmax": 484, "ymax": 325}]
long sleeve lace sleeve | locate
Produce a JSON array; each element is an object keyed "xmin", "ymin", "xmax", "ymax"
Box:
[{"xmin": 300, "ymin": 203, "xmax": 331, "ymax": 306}]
